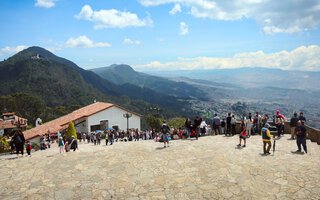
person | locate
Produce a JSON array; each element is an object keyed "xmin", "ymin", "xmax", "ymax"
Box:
[
  {"xmin": 77, "ymin": 132, "xmax": 82, "ymax": 143},
  {"xmin": 253, "ymin": 112, "xmax": 261, "ymax": 135},
  {"xmin": 200, "ymin": 118, "xmax": 207, "ymax": 136},
  {"xmin": 193, "ymin": 116, "xmax": 201, "ymax": 140},
  {"xmin": 221, "ymin": 118, "xmax": 226, "ymax": 135},
  {"xmin": 86, "ymin": 132, "xmax": 90, "ymax": 143},
  {"xmin": 295, "ymin": 121, "xmax": 307, "ymax": 153},
  {"xmin": 161, "ymin": 120, "xmax": 170, "ymax": 148},
  {"xmin": 97, "ymin": 132, "xmax": 101, "ymax": 145},
  {"xmin": 13, "ymin": 130, "xmax": 25, "ymax": 156},
  {"xmin": 65, "ymin": 141, "xmax": 69, "ymax": 152},
  {"xmin": 290, "ymin": 113, "xmax": 299, "ymax": 140},
  {"xmin": 261, "ymin": 123, "xmax": 273, "ymax": 155},
  {"xmin": 82, "ymin": 133, "xmax": 86, "ymax": 143},
  {"xmin": 298, "ymin": 112, "xmax": 306, "ymax": 125},
  {"xmin": 69, "ymin": 136, "xmax": 78, "ymax": 151},
  {"xmin": 246, "ymin": 113, "xmax": 253, "ymax": 138},
  {"xmin": 58, "ymin": 136, "xmax": 65, "ymax": 153},
  {"xmin": 238, "ymin": 124, "xmax": 247, "ymax": 148},
  {"xmin": 226, "ymin": 113, "xmax": 232, "ymax": 136},
  {"xmin": 231, "ymin": 115, "xmax": 236, "ymax": 135},
  {"xmin": 275, "ymin": 110, "xmax": 285, "ymax": 138},
  {"xmin": 25, "ymin": 141, "xmax": 32, "ymax": 156},
  {"xmin": 92, "ymin": 132, "xmax": 97, "ymax": 145},
  {"xmin": 240, "ymin": 114, "xmax": 247, "ymax": 132},
  {"xmin": 212, "ymin": 113, "xmax": 221, "ymax": 135},
  {"xmin": 185, "ymin": 118, "xmax": 192, "ymax": 138},
  {"xmin": 135, "ymin": 129, "xmax": 139, "ymax": 141},
  {"xmin": 9, "ymin": 140, "xmax": 15, "ymax": 154},
  {"xmin": 108, "ymin": 131, "xmax": 114, "ymax": 145},
  {"xmin": 261, "ymin": 114, "xmax": 268, "ymax": 127}
]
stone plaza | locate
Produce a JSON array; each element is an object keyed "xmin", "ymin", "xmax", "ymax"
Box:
[{"xmin": 0, "ymin": 134, "xmax": 319, "ymax": 200}]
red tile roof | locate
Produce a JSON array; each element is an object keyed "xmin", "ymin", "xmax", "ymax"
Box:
[
  {"xmin": 23, "ymin": 102, "xmax": 141, "ymax": 140},
  {"xmin": 0, "ymin": 115, "xmax": 28, "ymax": 129}
]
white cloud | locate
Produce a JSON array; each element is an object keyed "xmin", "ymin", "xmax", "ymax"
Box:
[
  {"xmin": 0, "ymin": 45, "xmax": 28, "ymax": 57},
  {"xmin": 180, "ymin": 22, "xmax": 188, "ymax": 35},
  {"xmin": 138, "ymin": 0, "xmax": 320, "ymax": 34},
  {"xmin": 123, "ymin": 38, "xmax": 141, "ymax": 45},
  {"xmin": 134, "ymin": 45, "xmax": 320, "ymax": 71},
  {"xmin": 35, "ymin": 0, "xmax": 57, "ymax": 8},
  {"xmin": 75, "ymin": 5, "xmax": 153, "ymax": 29},
  {"xmin": 169, "ymin": 4, "xmax": 182, "ymax": 15},
  {"xmin": 65, "ymin": 36, "xmax": 111, "ymax": 48}
]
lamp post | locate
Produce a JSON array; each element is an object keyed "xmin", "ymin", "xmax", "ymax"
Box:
[{"xmin": 123, "ymin": 113, "xmax": 132, "ymax": 134}]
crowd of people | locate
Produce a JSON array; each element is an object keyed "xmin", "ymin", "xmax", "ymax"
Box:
[{"xmin": 8, "ymin": 110, "xmax": 308, "ymax": 156}]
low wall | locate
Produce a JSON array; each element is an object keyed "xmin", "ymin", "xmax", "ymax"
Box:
[{"xmin": 213, "ymin": 122, "xmax": 320, "ymax": 145}]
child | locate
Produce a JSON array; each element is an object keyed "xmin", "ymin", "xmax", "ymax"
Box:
[
  {"xmin": 65, "ymin": 141, "xmax": 69, "ymax": 152},
  {"xmin": 25, "ymin": 141, "xmax": 32, "ymax": 156},
  {"xmin": 58, "ymin": 137, "xmax": 65, "ymax": 154},
  {"xmin": 238, "ymin": 126, "xmax": 247, "ymax": 147}
]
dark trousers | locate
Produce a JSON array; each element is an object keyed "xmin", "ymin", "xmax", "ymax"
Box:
[
  {"xmin": 213, "ymin": 125, "xmax": 220, "ymax": 135},
  {"xmin": 226, "ymin": 124, "xmax": 231, "ymax": 135},
  {"xmin": 263, "ymin": 141, "xmax": 271, "ymax": 153},
  {"xmin": 277, "ymin": 124, "xmax": 284, "ymax": 137},
  {"xmin": 231, "ymin": 124, "xmax": 236, "ymax": 135},
  {"xmin": 15, "ymin": 143, "xmax": 24, "ymax": 155},
  {"xmin": 297, "ymin": 137, "xmax": 307, "ymax": 152},
  {"xmin": 195, "ymin": 127, "xmax": 199, "ymax": 140}
]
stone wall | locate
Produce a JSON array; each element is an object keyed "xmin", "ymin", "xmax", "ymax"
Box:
[{"xmin": 231, "ymin": 122, "xmax": 320, "ymax": 145}]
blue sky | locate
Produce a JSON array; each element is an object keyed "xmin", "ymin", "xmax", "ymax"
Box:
[{"xmin": 0, "ymin": 0, "xmax": 320, "ymax": 71}]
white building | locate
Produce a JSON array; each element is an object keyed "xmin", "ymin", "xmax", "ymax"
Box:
[{"xmin": 24, "ymin": 102, "xmax": 141, "ymax": 142}]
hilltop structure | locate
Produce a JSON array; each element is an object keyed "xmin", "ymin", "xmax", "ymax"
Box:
[
  {"xmin": 0, "ymin": 113, "xmax": 28, "ymax": 137},
  {"xmin": 23, "ymin": 102, "xmax": 141, "ymax": 142}
]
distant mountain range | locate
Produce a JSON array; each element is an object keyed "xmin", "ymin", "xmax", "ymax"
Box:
[
  {"xmin": 142, "ymin": 68, "xmax": 320, "ymax": 91},
  {"xmin": 1, "ymin": 46, "xmax": 319, "ymax": 128}
]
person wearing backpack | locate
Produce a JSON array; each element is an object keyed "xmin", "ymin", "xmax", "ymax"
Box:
[
  {"xmin": 13, "ymin": 130, "xmax": 25, "ymax": 156},
  {"xmin": 261, "ymin": 123, "xmax": 273, "ymax": 155},
  {"xmin": 161, "ymin": 120, "xmax": 170, "ymax": 148},
  {"xmin": 25, "ymin": 141, "xmax": 32, "ymax": 156}
]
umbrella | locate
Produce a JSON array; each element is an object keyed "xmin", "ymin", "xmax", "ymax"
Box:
[
  {"xmin": 95, "ymin": 130, "xmax": 102, "ymax": 133},
  {"xmin": 107, "ymin": 128, "xmax": 114, "ymax": 131}
]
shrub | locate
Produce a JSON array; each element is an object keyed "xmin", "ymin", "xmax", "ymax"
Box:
[{"xmin": 66, "ymin": 121, "xmax": 77, "ymax": 140}]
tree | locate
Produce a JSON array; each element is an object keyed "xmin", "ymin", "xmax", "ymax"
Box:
[
  {"xmin": 146, "ymin": 115, "xmax": 162, "ymax": 131},
  {"xmin": 66, "ymin": 121, "xmax": 77, "ymax": 140},
  {"xmin": 168, "ymin": 117, "xmax": 185, "ymax": 129}
]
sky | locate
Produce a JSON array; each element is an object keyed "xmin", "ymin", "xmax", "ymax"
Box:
[{"xmin": 0, "ymin": 0, "xmax": 320, "ymax": 71}]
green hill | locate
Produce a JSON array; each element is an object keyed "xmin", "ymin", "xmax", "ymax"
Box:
[
  {"xmin": 91, "ymin": 64, "xmax": 208, "ymax": 100},
  {"xmin": 0, "ymin": 47, "xmax": 192, "ymax": 124}
]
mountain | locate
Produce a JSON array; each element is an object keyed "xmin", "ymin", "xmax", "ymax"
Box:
[
  {"xmin": 91, "ymin": 64, "xmax": 208, "ymax": 100},
  {"xmin": 143, "ymin": 68, "xmax": 320, "ymax": 91},
  {"xmin": 0, "ymin": 47, "xmax": 189, "ymax": 115}
]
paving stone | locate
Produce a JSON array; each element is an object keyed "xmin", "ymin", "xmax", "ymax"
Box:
[{"xmin": 0, "ymin": 135, "xmax": 319, "ymax": 199}]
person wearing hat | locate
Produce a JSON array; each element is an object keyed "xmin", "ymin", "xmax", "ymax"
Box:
[
  {"xmin": 160, "ymin": 120, "xmax": 170, "ymax": 148},
  {"xmin": 261, "ymin": 123, "xmax": 273, "ymax": 155},
  {"xmin": 58, "ymin": 136, "xmax": 65, "ymax": 154}
]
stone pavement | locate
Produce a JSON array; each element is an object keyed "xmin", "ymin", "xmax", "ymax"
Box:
[{"xmin": 0, "ymin": 135, "xmax": 319, "ymax": 200}]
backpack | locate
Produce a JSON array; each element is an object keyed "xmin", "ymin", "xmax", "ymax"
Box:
[
  {"xmin": 15, "ymin": 135, "xmax": 22, "ymax": 144},
  {"xmin": 161, "ymin": 124, "xmax": 169, "ymax": 134}
]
